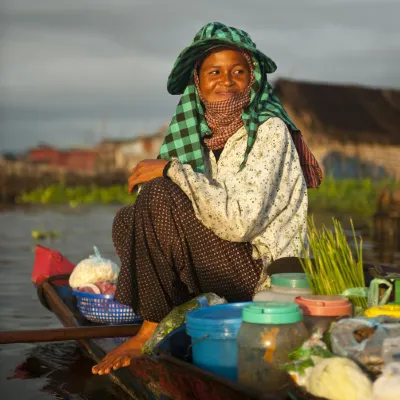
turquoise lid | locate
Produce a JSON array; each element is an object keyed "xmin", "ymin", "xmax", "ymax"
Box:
[
  {"xmin": 242, "ymin": 302, "xmax": 303, "ymax": 324},
  {"xmin": 271, "ymin": 273, "xmax": 310, "ymax": 289}
]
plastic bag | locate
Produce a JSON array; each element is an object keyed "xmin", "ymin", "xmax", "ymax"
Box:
[
  {"xmin": 382, "ymin": 337, "xmax": 400, "ymax": 365},
  {"xmin": 330, "ymin": 316, "xmax": 400, "ymax": 374},
  {"xmin": 141, "ymin": 293, "xmax": 227, "ymax": 355},
  {"xmin": 372, "ymin": 362, "xmax": 400, "ymax": 400},
  {"xmin": 306, "ymin": 357, "xmax": 373, "ymax": 400},
  {"xmin": 69, "ymin": 246, "xmax": 120, "ymax": 288},
  {"xmin": 281, "ymin": 330, "xmax": 332, "ymax": 386},
  {"xmin": 341, "ymin": 278, "xmax": 392, "ymax": 315},
  {"xmin": 76, "ymin": 281, "xmax": 116, "ymax": 295}
]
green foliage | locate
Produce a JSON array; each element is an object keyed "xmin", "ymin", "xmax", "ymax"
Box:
[
  {"xmin": 16, "ymin": 184, "xmax": 136, "ymax": 206},
  {"xmin": 308, "ymin": 176, "xmax": 399, "ymax": 217},
  {"xmin": 300, "ymin": 217, "xmax": 367, "ymax": 310},
  {"xmin": 31, "ymin": 229, "xmax": 60, "ymax": 240},
  {"xmin": 16, "ymin": 177, "xmax": 399, "ymax": 214}
]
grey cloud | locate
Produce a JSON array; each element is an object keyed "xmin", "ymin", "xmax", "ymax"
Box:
[{"xmin": 1, "ymin": 0, "xmax": 400, "ymax": 151}]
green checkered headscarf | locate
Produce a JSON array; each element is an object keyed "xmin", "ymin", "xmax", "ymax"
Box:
[{"xmin": 158, "ymin": 22, "xmax": 299, "ymax": 173}]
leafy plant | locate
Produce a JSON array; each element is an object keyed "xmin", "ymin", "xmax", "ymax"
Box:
[
  {"xmin": 308, "ymin": 176, "xmax": 398, "ymax": 217},
  {"xmin": 16, "ymin": 184, "xmax": 136, "ymax": 206},
  {"xmin": 16, "ymin": 177, "xmax": 398, "ymax": 215},
  {"xmin": 299, "ymin": 217, "xmax": 367, "ymax": 309}
]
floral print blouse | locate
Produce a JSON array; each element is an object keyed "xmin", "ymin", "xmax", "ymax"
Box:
[{"xmin": 166, "ymin": 117, "xmax": 308, "ymax": 272}]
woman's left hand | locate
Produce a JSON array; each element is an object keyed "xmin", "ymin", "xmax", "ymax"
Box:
[{"xmin": 128, "ymin": 159, "xmax": 168, "ymax": 194}]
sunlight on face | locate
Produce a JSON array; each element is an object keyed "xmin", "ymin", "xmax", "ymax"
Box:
[{"xmin": 198, "ymin": 49, "xmax": 251, "ymax": 102}]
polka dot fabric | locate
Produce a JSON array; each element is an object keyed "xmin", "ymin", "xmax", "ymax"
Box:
[{"xmin": 113, "ymin": 178, "xmax": 263, "ymax": 323}]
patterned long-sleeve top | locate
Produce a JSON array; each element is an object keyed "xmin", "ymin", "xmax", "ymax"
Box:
[{"xmin": 166, "ymin": 117, "xmax": 308, "ymax": 270}]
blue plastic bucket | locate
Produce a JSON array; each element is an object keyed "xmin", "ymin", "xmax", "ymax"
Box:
[{"xmin": 186, "ymin": 302, "xmax": 249, "ymax": 381}]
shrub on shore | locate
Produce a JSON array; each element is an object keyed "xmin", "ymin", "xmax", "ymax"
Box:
[
  {"xmin": 307, "ymin": 177, "xmax": 398, "ymax": 217},
  {"xmin": 16, "ymin": 184, "xmax": 136, "ymax": 207},
  {"xmin": 16, "ymin": 177, "xmax": 398, "ymax": 216}
]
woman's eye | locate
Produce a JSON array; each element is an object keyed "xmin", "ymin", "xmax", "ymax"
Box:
[
  {"xmin": 234, "ymin": 69, "xmax": 244, "ymax": 74},
  {"xmin": 209, "ymin": 70, "xmax": 219, "ymax": 75}
]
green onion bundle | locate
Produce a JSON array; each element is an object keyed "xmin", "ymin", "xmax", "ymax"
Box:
[{"xmin": 300, "ymin": 217, "xmax": 367, "ymax": 309}]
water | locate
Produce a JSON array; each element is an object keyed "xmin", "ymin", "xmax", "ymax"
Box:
[
  {"xmin": 0, "ymin": 206, "xmax": 399, "ymax": 399},
  {"xmin": 0, "ymin": 206, "xmax": 128, "ymax": 400}
]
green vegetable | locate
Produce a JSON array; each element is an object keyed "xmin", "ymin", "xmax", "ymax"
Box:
[
  {"xmin": 299, "ymin": 217, "xmax": 367, "ymax": 310},
  {"xmin": 281, "ymin": 331, "xmax": 332, "ymax": 386},
  {"xmin": 141, "ymin": 293, "xmax": 226, "ymax": 355}
]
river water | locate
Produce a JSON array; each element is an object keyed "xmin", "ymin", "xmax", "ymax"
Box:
[
  {"xmin": 0, "ymin": 206, "xmax": 399, "ymax": 399},
  {"xmin": 0, "ymin": 206, "xmax": 127, "ymax": 399}
]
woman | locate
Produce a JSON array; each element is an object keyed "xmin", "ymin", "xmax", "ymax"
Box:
[{"xmin": 92, "ymin": 22, "xmax": 322, "ymax": 375}]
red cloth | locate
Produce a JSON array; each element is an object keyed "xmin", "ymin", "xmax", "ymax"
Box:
[{"xmin": 291, "ymin": 132, "xmax": 323, "ymax": 189}]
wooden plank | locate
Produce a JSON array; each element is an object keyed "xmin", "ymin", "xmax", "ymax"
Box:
[
  {"xmin": 0, "ymin": 325, "xmax": 140, "ymax": 344},
  {"xmin": 42, "ymin": 281, "xmax": 77, "ymax": 327}
]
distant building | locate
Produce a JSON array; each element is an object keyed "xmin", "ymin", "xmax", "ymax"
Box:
[
  {"xmin": 274, "ymin": 79, "xmax": 400, "ymax": 180},
  {"xmin": 94, "ymin": 139, "xmax": 128, "ymax": 173},
  {"xmin": 25, "ymin": 124, "xmax": 168, "ymax": 175},
  {"xmin": 27, "ymin": 145, "xmax": 97, "ymax": 174},
  {"xmin": 28, "ymin": 145, "xmax": 61, "ymax": 165},
  {"xmin": 96, "ymin": 124, "xmax": 167, "ymax": 172},
  {"xmin": 115, "ymin": 132, "xmax": 165, "ymax": 171},
  {"xmin": 1, "ymin": 152, "xmax": 18, "ymax": 161}
]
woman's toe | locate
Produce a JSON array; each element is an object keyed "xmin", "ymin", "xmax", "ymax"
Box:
[{"xmin": 113, "ymin": 362, "xmax": 121, "ymax": 370}]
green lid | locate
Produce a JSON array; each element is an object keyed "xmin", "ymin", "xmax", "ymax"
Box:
[
  {"xmin": 242, "ymin": 302, "xmax": 303, "ymax": 324},
  {"xmin": 271, "ymin": 273, "xmax": 310, "ymax": 289}
]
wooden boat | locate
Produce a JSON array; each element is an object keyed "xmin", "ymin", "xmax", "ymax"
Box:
[
  {"xmin": 36, "ymin": 275, "xmax": 323, "ymax": 400},
  {"xmin": 34, "ymin": 243, "xmax": 399, "ymax": 400}
]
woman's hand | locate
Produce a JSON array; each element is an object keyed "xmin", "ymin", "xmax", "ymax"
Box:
[{"xmin": 128, "ymin": 159, "xmax": 168, "ymax": 194}]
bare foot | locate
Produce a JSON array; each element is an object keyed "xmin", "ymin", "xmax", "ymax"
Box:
[{"xmin": 92, "ymin": 320, "xmax": 158, "ymax": 375}]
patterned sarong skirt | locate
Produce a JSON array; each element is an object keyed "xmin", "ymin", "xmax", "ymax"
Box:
[{"xmin": 113, "ymin": 178, "xmax": 263, "ymax": 322}]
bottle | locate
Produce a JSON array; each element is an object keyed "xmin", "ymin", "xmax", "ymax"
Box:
[{"xmin": 237, "ymin": 302, "xmax": 308, "ymax": 392}]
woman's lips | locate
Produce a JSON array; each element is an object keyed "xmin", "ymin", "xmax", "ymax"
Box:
[{"xmin": 215, "ymin": 91, "xmax": 237, "ymax": 98}]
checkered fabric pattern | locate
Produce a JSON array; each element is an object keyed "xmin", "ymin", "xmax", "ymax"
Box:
[
  {"xmin": 158, "ymin": 22, "xmax": 323, "ymax": 188},
  {"xmin": 166, "ymin": 22, "xmax": 277, "ymax": 96},
  {"xmin": 194, "ymin": 49, "xmax": 254, "ymax": 150}
]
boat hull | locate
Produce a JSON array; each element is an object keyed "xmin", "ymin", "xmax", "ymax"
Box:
[{"xmin": 37, "ymin": 276, "xmax": 324, "ymax": 400}]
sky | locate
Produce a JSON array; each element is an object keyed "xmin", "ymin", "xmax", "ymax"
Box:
[{"xmin": 1, "ymin": 0, "xmax": 399, "ymax": 152}]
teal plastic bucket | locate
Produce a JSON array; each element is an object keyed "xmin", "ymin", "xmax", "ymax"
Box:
[{"xmin": 186, "ymin": 302, "xmax": 249, "ymax": 381}]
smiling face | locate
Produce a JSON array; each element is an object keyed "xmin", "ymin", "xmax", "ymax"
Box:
[{"xmin": 198, "ymin": 49, "xmax": 251, "ymax": 103}]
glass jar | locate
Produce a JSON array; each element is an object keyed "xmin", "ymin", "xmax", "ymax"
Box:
[
  {"xmin": 237, "ymin": 302, "xmax": 308, "ymax": 392},
  {"xmin": 253, "ymin": 273, "xmax": 312, "ymax": 303}
]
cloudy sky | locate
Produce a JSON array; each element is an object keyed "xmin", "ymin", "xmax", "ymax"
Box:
[{"xmin": 1, "ymin": 0, "xmax": 399, "ymax": 152}]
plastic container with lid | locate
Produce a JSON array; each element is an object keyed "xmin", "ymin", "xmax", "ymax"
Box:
[
  {"xmin": 186, "ymin": 302, "xmax": 249, "ymax": 381},
  {"xmin": 295, "ymin": 295, "xmax": 352, "ymax": 333},
  {"xmin": 237, "ymin": 302, "xmax": 308, "ymax": 392},
  {"xmin": 253, "ymin": 273, "xmax": 312, "ymax": 303}
]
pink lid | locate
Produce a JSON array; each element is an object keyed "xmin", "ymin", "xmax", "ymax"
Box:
[{"xmin": 295, "ymin": 295, "xmax": 352, "ymax": 317}]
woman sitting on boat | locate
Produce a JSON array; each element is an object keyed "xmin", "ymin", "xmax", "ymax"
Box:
[{"xmin": 92, "ymin": 22, "xmax": 322, "ymax": 375}]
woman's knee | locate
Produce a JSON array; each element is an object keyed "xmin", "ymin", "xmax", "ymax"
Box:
[
  {"xmin": 138, "ymin": 177, "xmax": 182, "ymax": 205},
  {"xmin": 112, "ymin": 204, "xmax": 134, "ymax": 239}
]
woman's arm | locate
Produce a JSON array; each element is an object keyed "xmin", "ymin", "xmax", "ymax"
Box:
[{"xmin": 166, "ymin": 117, "xmax": 307, "ymax": 243}]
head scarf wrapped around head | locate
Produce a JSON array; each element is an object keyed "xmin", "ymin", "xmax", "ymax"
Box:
[
  {"xmin": 194, "ymin": 47, "xmax": 254, "ymax": 150},
  {"xmin": 158, "ymin": 22, "xmax": 322, "ymax": 188}
]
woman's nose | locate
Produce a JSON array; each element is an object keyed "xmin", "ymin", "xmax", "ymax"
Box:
[{"xmin": 221, "ymin": 72, "xmax": 234, "ymax": 86}]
